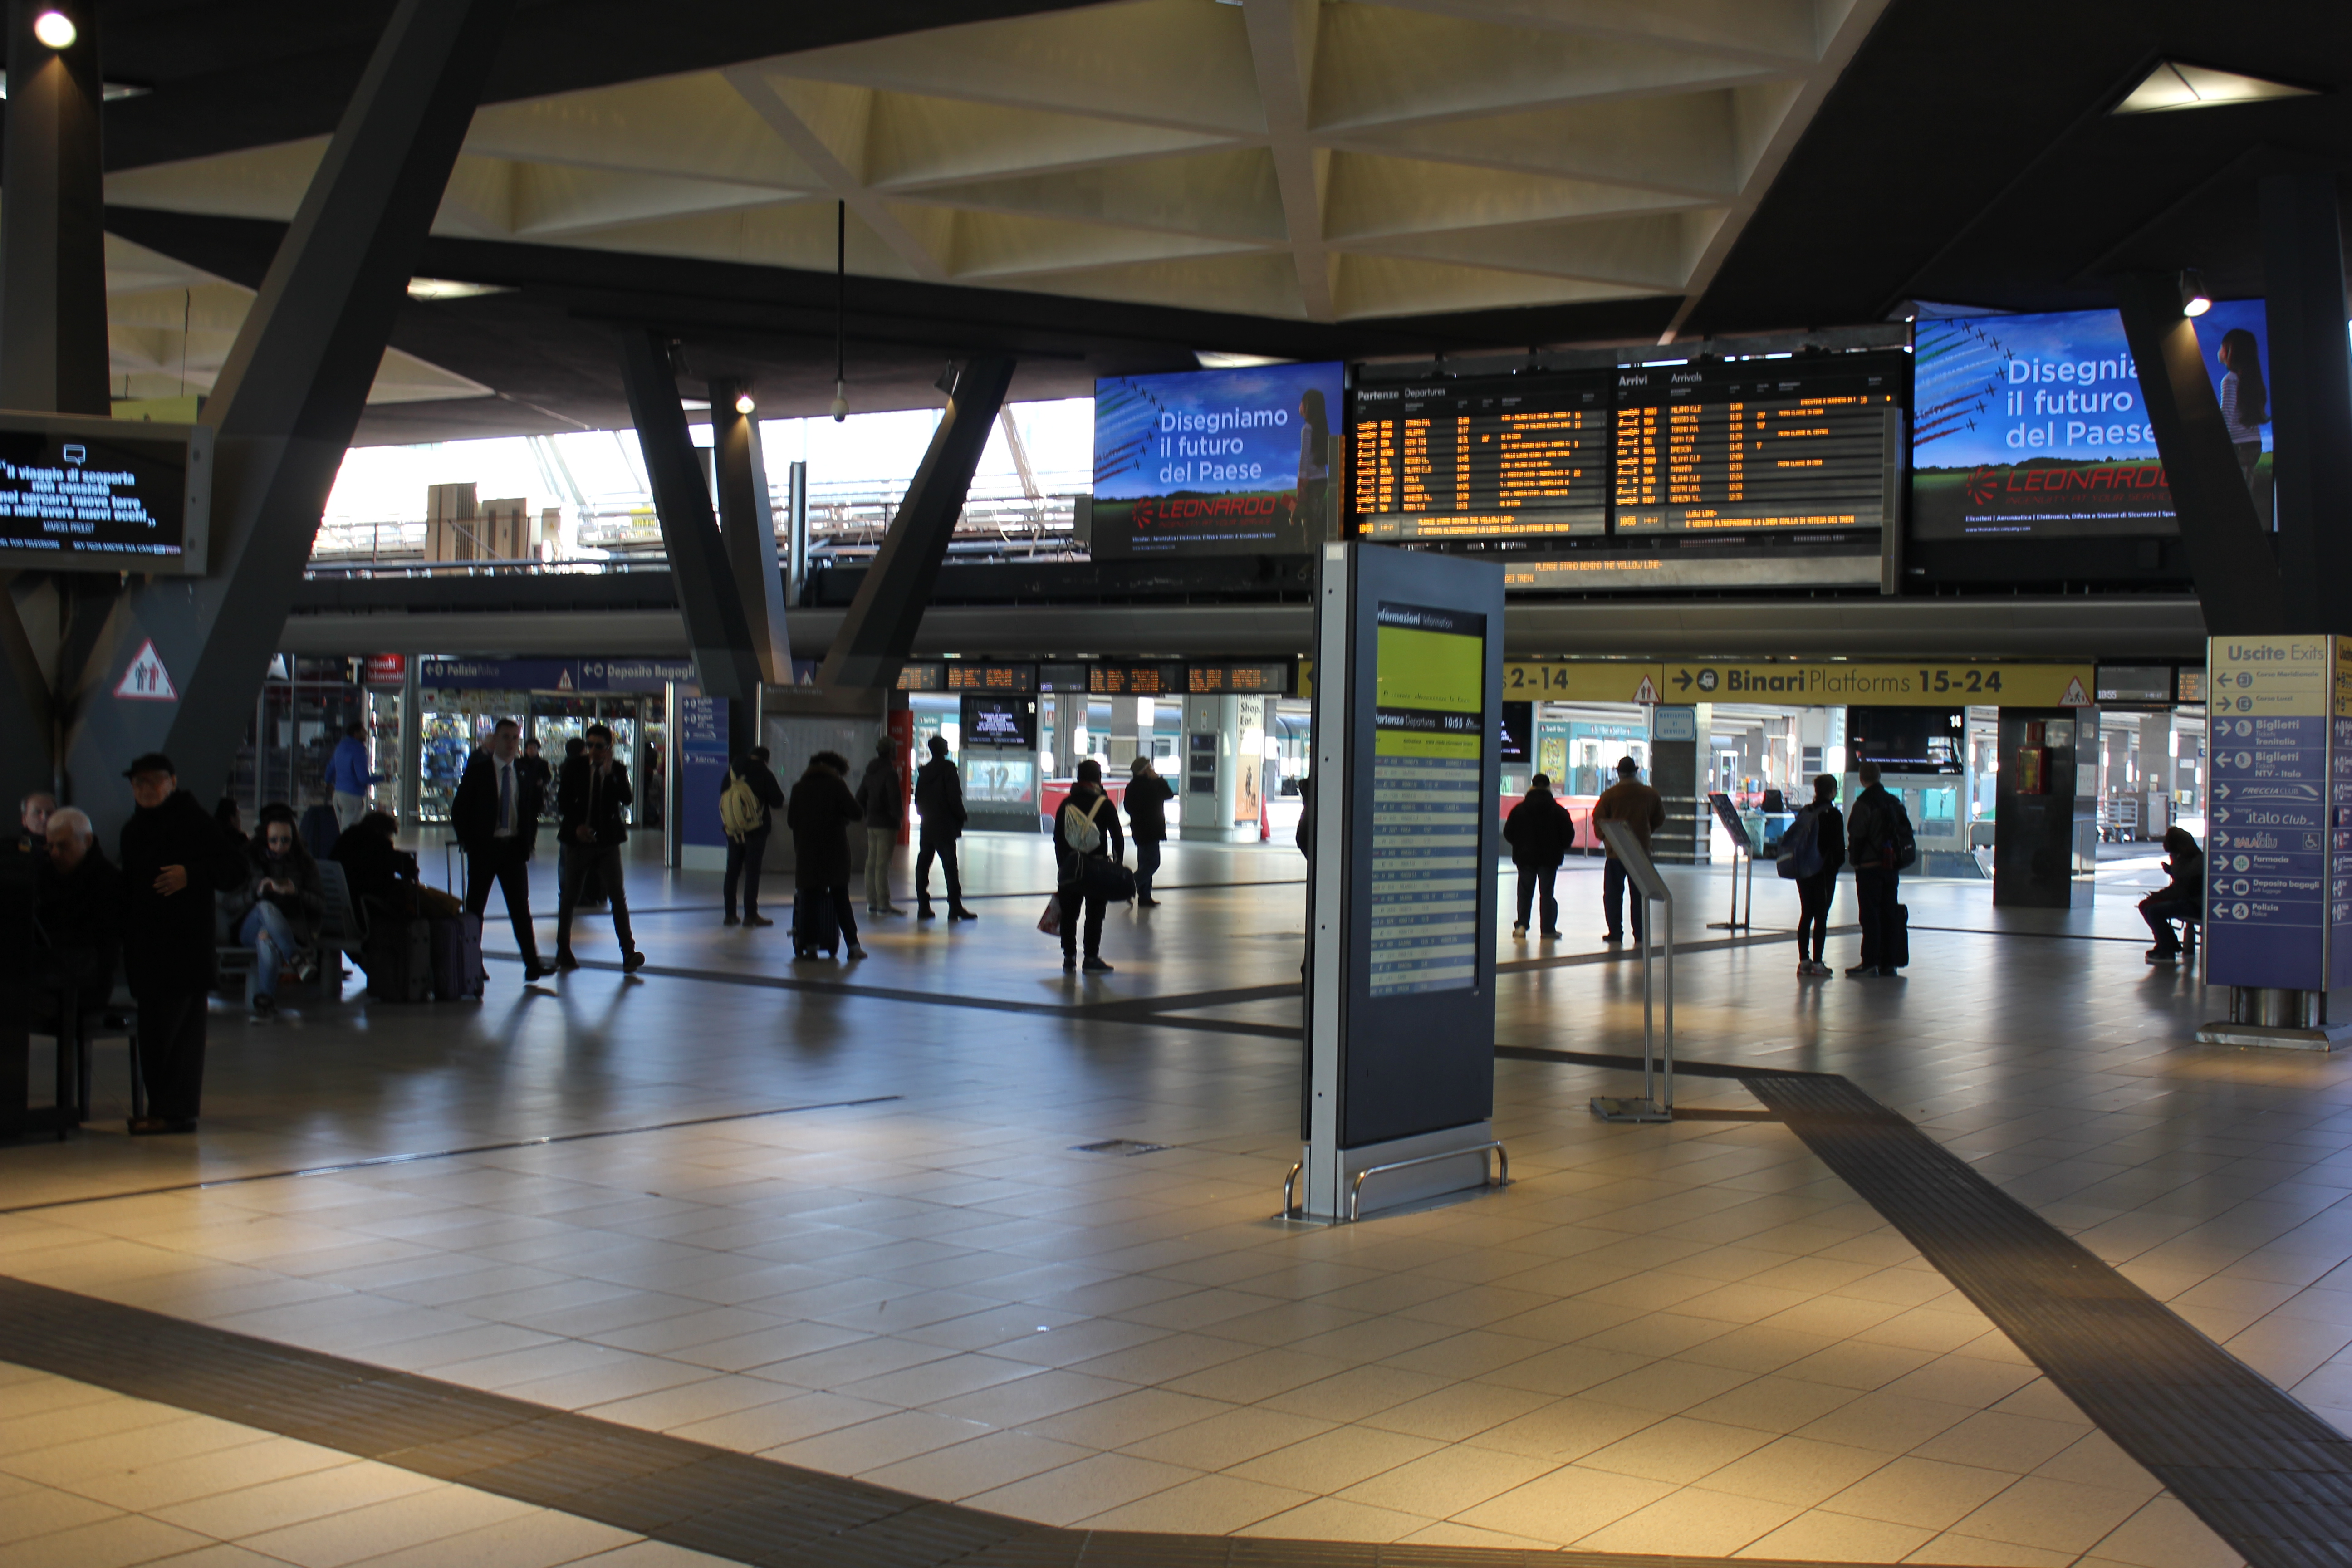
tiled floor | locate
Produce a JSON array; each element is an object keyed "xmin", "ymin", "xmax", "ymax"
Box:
[
  {"xmin": 0, "ymin": 833, "xmax": 2339, "ymax": 1566},
  {"xmin": 0, "ymin": 1363, "xmax": 736, "ymax": 1567}
]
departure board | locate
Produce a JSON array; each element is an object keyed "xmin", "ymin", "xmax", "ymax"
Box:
[
  {"xmin": 1351, "ymin": 373, "xmax": 1610, "ymax": 541},
  {"xmin": 1612, "ymin": 359, "xmax": 1901, "ymax": 534}
]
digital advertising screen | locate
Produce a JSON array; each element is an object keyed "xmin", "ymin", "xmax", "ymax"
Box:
[
  {"xmin": 1090, "ymin": 361, "xmax": 1344, "ymax": 557},
  {"xmin": 1911, "ymin": 302, "xmax": 2269, "ymax": 539},
  {"xmin": 1351, "ymin": 372, "xmax": 1611, "ymax": 541},
  {"xmin": 959, "ymin": 694, "xmax": 1036, "ymax": 750},
  {"xmin": 0, "ymin": 413, "xmax": 211, "ymax": 573},
  {"xmin": 1612, "ymin": 357, "xmax": 1901, "ymax": 534}
]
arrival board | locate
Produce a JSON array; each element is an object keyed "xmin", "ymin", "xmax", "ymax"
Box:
[{"xmin": 1612, "ymin": 358, "xmax": 1901, "ymax": 533}]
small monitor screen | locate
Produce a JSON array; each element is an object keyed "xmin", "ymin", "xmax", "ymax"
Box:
[
  {"xmin": 960, "ymin": 694, "xmax": 1036, "ymax": 750},
  {"xmin": 1911, "ymin": 302, "xmax": 2269, "ymax": 539},
  {"xmin": 1499, "ymin": 701, "xmax": 1531, "ymax": 765},
  {"xmin": 1847, "ymin": 706, "xmax": 1963, "ymax": 774},
  {"xmin": 1091, "ymin": 362, "xmax": 1345, "ymax": 557}
]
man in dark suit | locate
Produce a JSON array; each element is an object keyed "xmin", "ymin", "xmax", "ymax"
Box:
[
  {"xmin": 453, "ymin": 716, "xmax": 551, "ymax": 982},
  {"xmin": 556, "ymin": 721, "xmax": 644, "ymax": 973}
]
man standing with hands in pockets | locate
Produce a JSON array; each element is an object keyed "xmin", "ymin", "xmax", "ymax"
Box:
[
  {"xmin": 118, "ymin": 753, "xmax": 245, "ymax": 1134},
  {"xmin": 555, "ymin": 723, "xmax": 645, "ymax": 974}
]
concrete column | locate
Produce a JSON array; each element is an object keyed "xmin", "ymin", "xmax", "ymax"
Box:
[
  {"xmin": 2140, "ymin": 713, "xmax": 2173, "ymax": 837},
  {"xmin": 1109, "ymin": 697, "xmax": 1139, "ymax": 769},
  {"xmin": 1180, "ymin": 694, "xmax": 1245, "ymax": 842}
]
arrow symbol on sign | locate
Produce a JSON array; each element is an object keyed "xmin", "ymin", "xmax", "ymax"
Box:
[{"xmin": 1674, "ymin": 670, "xmax": 1693, "ymax": 691}]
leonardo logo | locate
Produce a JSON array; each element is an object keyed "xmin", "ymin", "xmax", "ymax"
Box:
[{"xmin": 1963, "ymin": 466, "xmax": 2001, "ymax": 505}]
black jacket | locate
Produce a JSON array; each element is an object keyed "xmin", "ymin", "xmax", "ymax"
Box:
[
  {"xmin": 856, "ymin": 757, "xmax": 904, "ymax": 829},
  {"xmin": 222, "ymin": 839, "xmax": 325, "ymax": 944},
  {"xmin": 333, "ymin": 825, "xmax": 420, "ymax": 909},
  {"xmin": 914, "ymin": 755, "xmax": 966, "ymax": 839},
  {"xmin": 1054, "ymin": 785, "xmax": 1124, "ymax": 888},
  {"xmin": 725, "ymin": 756, "xmax": 786, "ymax": 833},
  {"xmin": 118, "ymin": 789, "xmax": 246, "ymax": 995},
  {"xmin": 787, "ymin": 765, "xmax": 862, "ymax": 887},
  {"xmin": 1844, "ymin": 785, "xmax": 1911, "ymax": 872},
  {"xmin": 1799, "ymin": 802, "xmax": 1847, "ymax": 879},
  {"xmin": 36, "ymin": 843, "xmax": 124, "ymax": 986},
  {"xmin": 452, "ymin": 750, "xmax": 545, "ymax": 853},
  {"xmin": 1125, "ymin": 771, "xmax": 1174, "ymax": 842},
  {"xmin": 557, "ymin": 755, "xmax": 633, "ymax": 847},
  {"xmin": 1504, "ymin": 788, "xmax": 1576, "ymax": 867}
]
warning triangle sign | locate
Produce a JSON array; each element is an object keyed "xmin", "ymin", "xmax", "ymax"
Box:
[
  {"xmin": 2060, "ymin": 676, "xmax": 2090, "ymax": 706},
  {"xmin": 555, "ymin": 668, "xmax": 574, "ymax": 691},
  {"xmin": 113, "ymin": 639, "xmax": 178, "ymax": 701},
  {"xmin": 1632, "ymin": 676, "xmax": 1660, "ymax": 704}
]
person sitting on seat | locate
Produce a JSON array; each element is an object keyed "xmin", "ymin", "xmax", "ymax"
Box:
[
  {"xmin": 2141, "ymin": 826, "xmax": 2205, "ymax": 965},
  {"xmin": 334, "ymin": 811, "xmax": 459, "ymax": 918},
  {"xmin": 35, "ymin": 806, "xmax": 124, "ymax": 1024},
  {"xmin": 223, "ymin": 811, "xmax": 324, "ymax": 1017},
  {"xmin": 20, "ymin": 789, "xmax": 55, "ymax": 856}
]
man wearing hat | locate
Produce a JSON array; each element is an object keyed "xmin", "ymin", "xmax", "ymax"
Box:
[
  {"xmin": 1590, "ymin": 755, "xmax": 1665, "ymax": 944},
  {"xmin": 118, "ymin": 753, "xmax": 246, "ymax": 1134}
]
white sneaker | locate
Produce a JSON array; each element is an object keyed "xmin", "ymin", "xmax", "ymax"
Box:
[{"xmin": 1512, "ymin": 924, "xmax": 1527, "ymax": 941}]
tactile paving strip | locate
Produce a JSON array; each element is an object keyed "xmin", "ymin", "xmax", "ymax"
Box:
[
  {"xmin": 0, "ymin": 1275, "xmax": 1923, "ymax": 1568},
  {"xmin": 1747, "ymin": 1071, "xmax": 2352, "ymax": 1568}
]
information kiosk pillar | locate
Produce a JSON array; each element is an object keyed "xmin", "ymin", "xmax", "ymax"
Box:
[
  {"xmin": 1297, "ymin": 543, "xmax": 1508, "ymax": 1222},
  {"xmin": 2196, "ymin": 635, "xmax": 2352, "ymax": 1050}
]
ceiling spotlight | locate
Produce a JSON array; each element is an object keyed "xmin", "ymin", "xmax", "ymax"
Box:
[
  {"xmin": 830, "ymin": 379, "xmax": 848, "ymax": 423},
  {"xmin": 2179, "ymin": 268, "xmax": 2213, "ymax": 318},
  {"xmin": 733, "ymin": 391, "xmax": 756, "ymax": 416},
  {"xmin": 32, "ymin": 10, "xmax": 75, "ymax": 48}
]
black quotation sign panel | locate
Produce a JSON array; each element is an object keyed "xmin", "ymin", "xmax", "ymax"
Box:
[
  {"xmin": 1352, "ymin": 373, "xmax": 1611, "ymax": 542},
  {"xmin": 0, "ymin": 425, "xmax": 195, "ymax": 566}
]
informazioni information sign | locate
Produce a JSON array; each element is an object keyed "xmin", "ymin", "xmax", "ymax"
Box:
[
  {"xmin": 2205, "ymin": 636, "xmax": 2337, "ymax": 991},
  {"xmin": 1302, "ymin": 543, "xmax": 1503, "ymax": 1222}
]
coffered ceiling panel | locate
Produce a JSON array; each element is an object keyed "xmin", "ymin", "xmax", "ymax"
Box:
[{"xmin": 104, "ymin": 0, "xmax": 1886, "ymax": 328}]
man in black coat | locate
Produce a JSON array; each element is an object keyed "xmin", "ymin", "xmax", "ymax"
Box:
[
  {"xmin": 787, "ymin": 751, "xmax": 865, "ymax": 959},
  {"xmin": 1503, "ymin": 773, "xmax": 1577, "ymax": 941},
  {"xmin": 1125, "ymin": 756, "xmax": 1174, "ymax": 908},
  {"xmin": 117, "ymin": 753, "xmax": 246, "ymax": 1134},
  {"xmin": 451, "ymin": 717, "xmax": 551, "ymax": 981},
  {"xmin": 722, "ymin": 744, "xmax": 785, "ymax": 928},
  {"xmin": 555, "ymin": 722, "xmax": 644, "ymax": 973},
  {"xmin": 913, "ymin": 735, "xmax": 974, "ymax": 921}
]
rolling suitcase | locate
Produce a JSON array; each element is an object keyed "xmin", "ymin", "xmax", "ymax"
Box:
[
  {"xmin": 430, "ymin": 912, "xmax": 487, "ymax": 1000},
  {"xmin": 793, "ymin": 889, "xmax": 838, "ymax": 960},
  {"xmin": 1886, "ymin": 902, "xmax": 1910, "ymax": 970},
  {"xmin": 364, "ymin": 915, "xmax": 432, "ymax": 1002}
]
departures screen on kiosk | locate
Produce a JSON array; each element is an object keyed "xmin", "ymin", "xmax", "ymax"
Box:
[{"xmin": 1911, "ymin": 302, "xmax": 2270, "ymax": 540}]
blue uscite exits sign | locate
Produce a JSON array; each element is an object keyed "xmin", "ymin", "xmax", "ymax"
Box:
[{"xmin": 2206, "ymin": 637, "xmax": 2332, "ymax": 990}]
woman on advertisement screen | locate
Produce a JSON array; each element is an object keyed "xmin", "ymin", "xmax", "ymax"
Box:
[
  {"xmin": 1292, "ymin": 386, "xmax": 1330, "ymax": 539},
  {"xmin": 2218, "ymin": 327, "xmax": 2268, "ymax": 500}
]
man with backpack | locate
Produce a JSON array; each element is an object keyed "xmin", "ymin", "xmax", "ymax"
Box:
[
  {"xmin": 1054, "ymin": 759, "xmax": 1125, "ymax": 973},
  {"xmin": 1503, "ymin": 773, "xmax": 1576, "ymax": 940},
  {"xmin": 1776, "ymin": 774, "xmax": 1846, "ymax": 978},
  {"xmin": 721, "ymin": 745, "xmax": 786, "ymax": 928},
  {"xmin": 1842, "ymin": 760, "xmax": 1913, "ymax": 978}
]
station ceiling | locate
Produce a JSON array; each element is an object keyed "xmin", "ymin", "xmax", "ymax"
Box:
[{"xmin": 63, "ymin": 0, "xmax": 2352, "ymax": 441}]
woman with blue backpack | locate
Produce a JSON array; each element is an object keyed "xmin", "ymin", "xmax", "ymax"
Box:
[{"xmin": 1777, "ymin": 774, "xmax": 1846, "ymax": 978}]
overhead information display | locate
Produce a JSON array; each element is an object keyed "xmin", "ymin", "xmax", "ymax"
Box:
[
  {"xmin": 1352, "ymin": 373, "xmax": 1610, "ymax": 541},
  {"xmin": 1612, "ymin": 360, "xmax": 1900, "ymax": 533},
  {"xmin": 0, "ymin": 413, "xmax": 211, "ymax": 574}
]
